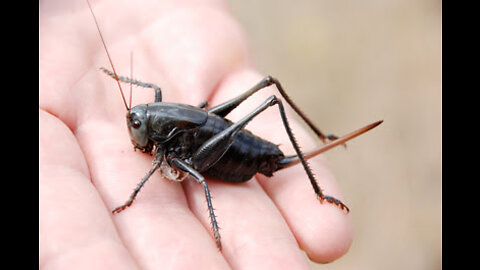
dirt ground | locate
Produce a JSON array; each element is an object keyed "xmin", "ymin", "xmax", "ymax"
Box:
[{"xmin": 224, "ymin": 0, "xmax": 441, "ymax": 269}]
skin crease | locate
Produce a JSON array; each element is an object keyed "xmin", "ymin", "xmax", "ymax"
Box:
[{"xmin": 40, "ymin": 0, "xmax": 353, "ymax": 269}]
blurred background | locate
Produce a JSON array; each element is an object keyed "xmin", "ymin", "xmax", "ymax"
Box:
[{"xmin": 224, "ymin": 0, "xmax": 441, "ymax": 269}]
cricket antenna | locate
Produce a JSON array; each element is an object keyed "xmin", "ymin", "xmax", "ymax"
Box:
[
  {"xmin": 129, "ymin": 51, "xmax": 133, "ymax": 109},
  {"xmin": 86, "ymin": 0, "xmax": 130, "ymax": 110}
]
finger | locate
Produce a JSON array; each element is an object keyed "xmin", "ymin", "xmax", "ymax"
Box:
[
  {"xmin": 129, "ymin": 2, "xmax": 251, "ymax": 104},
  {"xmin": 258, "ymin": 160, "xmax": 354, "ymax": 263},
  {"xmin": 212, "ymin": 70, "xmax": 354, "ymax": 263},
  {"xmin": 40, "ymin": 1, "xmax": 129, "ymax": 129},
  {"xmin": 183, "ymin": 178, "xmax": 311, "ymax": 269},
  {"xmin": 40, "ymin": 110, "xmax": 138, "ymax": 269}
]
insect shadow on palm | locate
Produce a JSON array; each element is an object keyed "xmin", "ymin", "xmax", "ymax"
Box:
[{"xmin": 87, "ymin": 0, "xmax": 382, "ymax": 251}]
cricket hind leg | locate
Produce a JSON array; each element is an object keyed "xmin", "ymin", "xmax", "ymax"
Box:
[
  {"xmin": 200, "ymin": 94, "xmax": 349, "ymax": 212},
  {"xmin": 267, "ymin": 96, "xmax": 350, "ymax": 212},
  {"xmin": 190, "ymin": 95, "xmax": 283, "ymax": 173},
  {"xmin": 208, "ymin": 75, "xmax": 338, "ymax": 144}
]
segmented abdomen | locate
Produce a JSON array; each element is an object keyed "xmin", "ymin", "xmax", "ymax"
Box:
[{"xmin": 194, "ymin": 113, "xmax": 285, "ymax": 182}]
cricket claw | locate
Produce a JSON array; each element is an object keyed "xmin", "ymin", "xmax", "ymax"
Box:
[
  {"xmin": 318, "ymin": 195, "xmax": 350, "ymax": 213},
  {"xmin": 112, "ymin": 204, "xmax": 129, "ymax": 214},
  {"xmin": 214, "ymin": 231, "xmax": 222, "ymax": 251}
]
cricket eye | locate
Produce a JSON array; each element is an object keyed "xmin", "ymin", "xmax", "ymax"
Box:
[{"xmin": 132, "ymin": 119, "xmax": 141, "ymax": 129}]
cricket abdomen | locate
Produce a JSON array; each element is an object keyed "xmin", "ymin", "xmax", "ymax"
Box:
[
  {"xmin": 203, "ymin": 126, "xmax": 285, "ymax": 182},
  {"xmin": 178, "ymin": 113, "xmax": 285, "ymax": 182}
]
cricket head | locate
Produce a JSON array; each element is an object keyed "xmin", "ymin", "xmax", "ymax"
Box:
[{"xmin": 126, "ymin": 105, "xmax": 152, "ymax": 153}]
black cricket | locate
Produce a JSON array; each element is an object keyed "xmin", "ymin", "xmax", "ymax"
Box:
[{"xmin": 87, "ymin": 0, "xmax": 382, "ymax": 251}]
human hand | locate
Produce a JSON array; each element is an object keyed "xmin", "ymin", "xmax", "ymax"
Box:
[{"xmin": 40, "ymin": 0, "xmax": 353, "ymax": 269}]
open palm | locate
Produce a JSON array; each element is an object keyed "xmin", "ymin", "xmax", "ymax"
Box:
[{"xmin": 40, "ymin": 0, "xmax": 353, "ymax": 269}]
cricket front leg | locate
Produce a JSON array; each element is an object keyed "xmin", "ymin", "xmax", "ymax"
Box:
[{"xmin": 112, "ymin": 150, "xmax": 163, "ymax": 214}]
